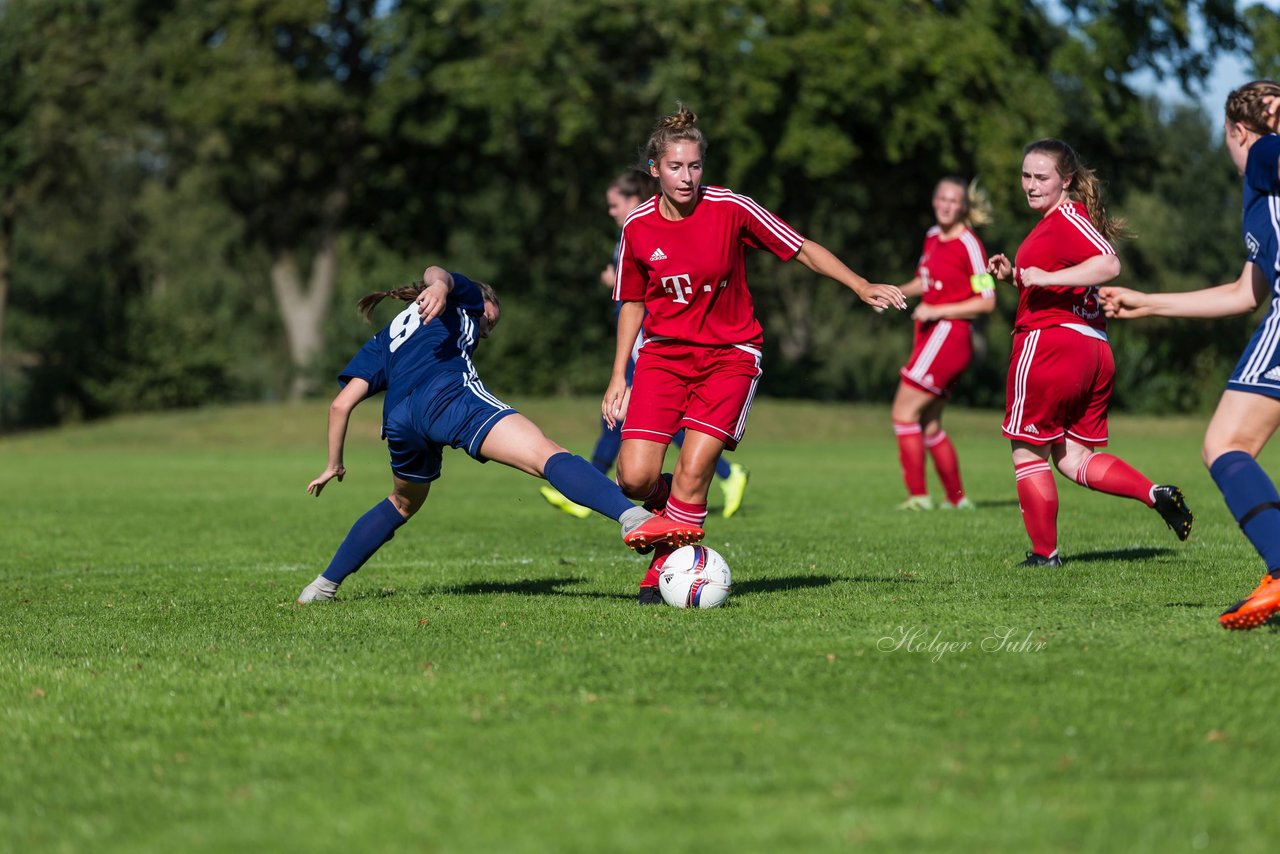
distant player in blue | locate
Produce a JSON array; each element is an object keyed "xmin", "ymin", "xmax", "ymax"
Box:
[
  {"xmin": 297, "ymin": 266, "xmax": 704, "ymax": 603},
  {"xmin": 1102, "ymin": 80, "xmax": 1280, "ymax": 629},
  {"xmin": 539, "ymin": 171, "xmax": 751, "ymax": 520}
]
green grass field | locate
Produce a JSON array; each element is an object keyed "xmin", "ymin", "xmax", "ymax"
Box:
[{"xmin": 3, "ymin": 398, "xmax": 1279, "ymax": 852}]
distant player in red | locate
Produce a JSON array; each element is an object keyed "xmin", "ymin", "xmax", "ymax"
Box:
[
  {"xmin": 892, "ymin": 177, "xmax": 995, "ymax": 511},
  {"xmin": 604, "ymin": 103, "xmax": 907, "ymax": 603},
  {"xmin": 987, "ymin": 139, "xmax": 1192, "ymax": 566}
]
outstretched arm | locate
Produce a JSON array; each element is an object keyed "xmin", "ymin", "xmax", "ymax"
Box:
[
  {"xmin": 794, "ymin": 240, "xmax": 907, "ymax": 311},
  {"xmin": 308, "ymin": 378, "xmax": 370, "ymax": 497},
  {"xmin": 1101, "ymin": 261, "xmax": 1266, "ymax": 320}
]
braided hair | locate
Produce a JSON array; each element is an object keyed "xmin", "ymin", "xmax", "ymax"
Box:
[{"xmin": 1225, "ymin": 80, "xmax": 1280, "ymax": 135}]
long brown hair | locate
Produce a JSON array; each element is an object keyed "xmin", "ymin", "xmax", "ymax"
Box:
[
  {"xmin": 1023, "ymin": 139, "xmax": 1126, "ymax": 242},
  {"xmin": 355, "ymin": 278, "xmax": 498, "ymax": 322}
]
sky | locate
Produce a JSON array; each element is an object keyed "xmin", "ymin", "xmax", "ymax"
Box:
[{"xmin": 1134, "ymin": 0, "xmax": 1280, "ymax": 117}]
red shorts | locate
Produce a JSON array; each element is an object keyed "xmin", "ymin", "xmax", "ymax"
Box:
[
  {"xmin": 1003, "ymin": 326, "xmax": 1113, "ymax": 446},
  {"xmin": 899, "ymin": 319, "xmax": 972, "ymax": 397},
  {"xmin": 623, "ymin": 340, "xmax": 762, "ymax": 450}
]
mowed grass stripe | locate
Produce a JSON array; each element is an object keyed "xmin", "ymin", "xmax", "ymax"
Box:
[{"xmin": 2, "ymin": 399, "xmax": 1278, "ymax": 852}]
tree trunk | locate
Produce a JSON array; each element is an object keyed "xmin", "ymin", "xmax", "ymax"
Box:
[{"xmin": 270, "ymin": 230, "xmax": 339, "ymax": 400}]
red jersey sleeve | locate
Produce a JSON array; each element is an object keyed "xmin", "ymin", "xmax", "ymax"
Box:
[
  {"xmin": 613, "ymin": 226, "xmax": 647, "ymax": 302},
  {"xmin": 704, "ymin": 188, "xmax": 805, "ymax": 260}
]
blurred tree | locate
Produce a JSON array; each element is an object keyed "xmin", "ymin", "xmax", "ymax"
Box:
[{"xmin": 0, "ymin": 0, "xmax": 1269, "ymax": 429}]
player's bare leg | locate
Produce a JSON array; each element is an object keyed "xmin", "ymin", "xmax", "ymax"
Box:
[
  {"xmin": 1203, "ymin": 392, "xmax": 1280, "ymax": 629},
  {"xmin": 298, "ymin": 476, "xmax": 429, "ymax": 603},
  {"xmin": 481, "ymin": 415, "xmax": 700, "ymax": 548},
  {"xmin": 1052, "ymin": 437, "xmax": 1192, "ymax": 541}
]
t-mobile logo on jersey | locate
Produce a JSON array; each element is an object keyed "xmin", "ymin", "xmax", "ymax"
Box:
[{"xmin": 661, "ymin": 273, "xmax": 694, "ymax": 304}]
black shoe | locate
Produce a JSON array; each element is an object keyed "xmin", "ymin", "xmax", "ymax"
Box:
[
  {"xmin": 637, "ymin": 586, "xmax": 664, "ymax": 605},
  {"xmin": 1020, "ymin": 551, "xmax": 1063, "ymax": 567},
  {"xmin": 1152, "ymin": 485, "xmax": 1193, "ymax": 541}
]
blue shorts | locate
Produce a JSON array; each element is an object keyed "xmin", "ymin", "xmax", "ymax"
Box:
[
  {"xmin": 1227, "ymin": 308, "xmax": 1280, "ymax": 400},
  {"xmin": 383, "ymin": 373, "xmax": 517, "ymax": 483}
]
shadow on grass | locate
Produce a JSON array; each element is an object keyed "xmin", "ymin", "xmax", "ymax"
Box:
[
  {"xmin": 408, "ymin": 576, "xmax": 634, "ymax": 600},
  {"xmin": 972, "ymin": 498, "xmax": 1019, "ymax": 509},
  {"xmin": 1065, "ymin": 547, "xmax": 1177, "ymax": 563},
  {"xmin": 731, "ymin": 574, "xmax": 921, "ymax": 597}
]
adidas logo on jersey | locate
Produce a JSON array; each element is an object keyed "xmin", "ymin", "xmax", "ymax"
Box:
[
  {"xmin": 649, "ymin": 248, "xmax": 668, "ymax": 262},
  {"xmin": 1264, "ymin": 366, "xmax": 1280, "ymax": 382}
]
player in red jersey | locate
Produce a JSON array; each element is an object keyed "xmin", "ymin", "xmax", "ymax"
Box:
[
  {"xmin": 891, "ymin": 177, "xmax": 995, "ymax": 511},
  {"xmin": 987, "ymin": 139, "xmax": 1192, "ymax": 566},
  {"xmin": 603, "ymin": 103, "xmax": 907, "ymax": 603}
]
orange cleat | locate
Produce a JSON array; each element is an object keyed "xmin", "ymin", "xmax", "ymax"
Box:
[
  {"xmin": 1219, "ymin": 574, "xmax": 1280, "ymax": 630},
  {"xmin": 623, "ymin": 513, "xmax": 704, "ymax": 553}
]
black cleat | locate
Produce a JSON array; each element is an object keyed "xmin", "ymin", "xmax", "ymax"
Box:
[
  {"xmin": 1020, "ymin": 551, "xmax": 1063, "ymax": 567},
  {"xmin": 1152, "ymin": 485, "xmax": 1193, "ymax": 541},
  {"xmin": 637, "ymin": 586, "xmax": 664, "ymax": 606}
]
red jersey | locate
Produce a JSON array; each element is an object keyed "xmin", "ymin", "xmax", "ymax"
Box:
[
  {"xmin": 614, "ymin": 185, "xmax": 805, "ymax": 346},
  {"xmin": 1012, "ymin": 201, "xmax": 1114, "ymax": 332},
  {"xmin": 917, "ymin": 225, "xmax": 990, "ymax": 307}
]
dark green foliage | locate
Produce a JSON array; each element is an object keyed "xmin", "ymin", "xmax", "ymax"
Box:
[{"xmin": 0, "ymin": 0, "xmax": 1274, "ymax": 428}]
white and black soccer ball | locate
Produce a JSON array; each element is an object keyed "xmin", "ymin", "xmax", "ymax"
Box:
[{"xmin": 658, "ymin": 545, "xmax": 732, "ymax": 609}]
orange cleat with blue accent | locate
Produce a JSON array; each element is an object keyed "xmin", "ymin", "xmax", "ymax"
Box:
[
  {"xmin": 623, "ymin": 513, "xmax": 703, "ymax": 553},
  {"xmin": 1219, "ymin": 574, "xmax": 1280, "ymax": 630}
]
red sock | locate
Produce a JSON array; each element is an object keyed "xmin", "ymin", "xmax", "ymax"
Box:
[
  {"xmin": 635, "ymin": 472, "xmax": 671, "ymax": 512},
  {"xmin": 894, "ymin": 421, "xmax": 927, "ymax": 497},
  {"xmin": 1015, "ymin": 461, "xmax": 1058, "ymax": 556},
  {"xmin": 639, "ymin": 497, "xmax": 707, "ymax": 588},
  {"xmin": 926, "ymin": 430, "xmax": 964, "ymax": 505},
  {"xmin": 664, "ymin": 495, "xmax": 708, "ymax": 529},
  {"xmin": 1071, "ymin": 452, "xmax": 1155, "ymax": 506},
  {"xmin": 640, "ymin": 542, "xmax": 677, "ymax": 588}
]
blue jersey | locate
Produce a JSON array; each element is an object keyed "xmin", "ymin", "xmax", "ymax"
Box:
[
  {"xmin": 1243, "ymin": 134, "xmax": 1280, "ymax": 293},
  {"xmin": 339, "ymin": 273, "xmax": 487, "ymax": 431},
  {"xmin": 1229, "ymin": 136, "xmax": 1280, "ymax": 396}
]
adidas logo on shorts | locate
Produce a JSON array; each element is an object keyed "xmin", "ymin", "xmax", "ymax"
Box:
[
  {"xmin": 1024, "ymin": 424, "xmax": 1039, "ymax": 435},
  {"xmin": 649, "ymin": 248, "xmax": 668, "ymax": 261}
]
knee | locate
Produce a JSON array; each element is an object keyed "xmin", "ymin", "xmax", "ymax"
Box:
[
  {"xmin": 614, "ymin": 460, "xmax": 653, "ymax": 499},
  {"xmin": 388, "ymin": 490, "xmax": 427, "ymax": 519}
]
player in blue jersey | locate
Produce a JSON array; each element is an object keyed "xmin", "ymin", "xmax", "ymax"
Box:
[
  {"xmin": 539, "ymin": 170, "xmax": 751, "ymax": 520},
  {"xmin": 1101, "ymin": 80, "xmax": 1280, "ymax": 629},
  {"xmin": 296, "ymin": 266, "xmax": 704, "ymax": 603}
]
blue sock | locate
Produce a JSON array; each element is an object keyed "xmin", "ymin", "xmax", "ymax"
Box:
[
  {"xmin": 1209, "ymin": 450, "xmax": 1280, "ymax": 573},
  {"xmin": 544, "ymin": 452, "xmax": 633, "ymax": 520},
  {"xmin": 322, "ymin": 498, "xmax": 408, "ymax": 584},
  {"xmin": 590, "ymin": 417, "xmax": 622, "ymax": 474}
]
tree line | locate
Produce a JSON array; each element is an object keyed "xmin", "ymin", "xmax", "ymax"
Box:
[{"xmin": 1, "ymin": 0, "xmax": 1278, "ymax": 432}]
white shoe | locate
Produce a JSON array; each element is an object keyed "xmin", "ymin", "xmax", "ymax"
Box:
[{"xmin": 297, "ymin": 578, "xmax": 338, "ymax": 603}]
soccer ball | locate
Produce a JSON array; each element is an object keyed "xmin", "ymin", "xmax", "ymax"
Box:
[{"xmin": 658, "ymin": 545, "xmax": 732, "ymax": 609}]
